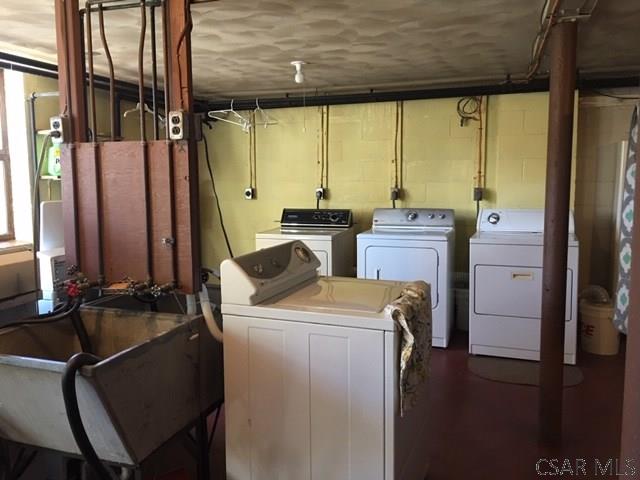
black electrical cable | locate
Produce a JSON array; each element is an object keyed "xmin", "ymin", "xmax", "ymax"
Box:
[
  {"xmin": 589, "ymin": 89, "xmax": 640, "ymax": 100},
  {"xmin": 202, "ymin": 131, "xmax": 234, "ymax": 258},
  {"xmin": 456, "ymin": 96, "xmax": 481, "ymax": 125},
  {"xmin": 208, "ymin": 406, "xmax": 222, "ymax": 452},
  {"xmin": 70, "ymin": 310, "xmax": 93, "ymax": 354},
  {"xmin": 0, "ymin": 299, "xmax": 81, "ymax": 331},
  {"xmin": 61, "ymin": 353, "xmax": 112, "ymax": 480},
  {"xmin": 9, "ymin": 450, "xmax": 37, "ymax": 480}
]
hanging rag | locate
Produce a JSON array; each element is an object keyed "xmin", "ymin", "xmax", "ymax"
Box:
[
  {"xmin": 385, "ymin": 281, "xmax": 432, "ymax": 417},
  {"xmin": 614, "ymin": 104, "xmax": 638, "ymax": 335}
]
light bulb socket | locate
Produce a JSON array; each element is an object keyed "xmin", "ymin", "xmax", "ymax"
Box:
[{"xmin": 291, "ymin": 60, "xmax": 306, "ymax": 84}]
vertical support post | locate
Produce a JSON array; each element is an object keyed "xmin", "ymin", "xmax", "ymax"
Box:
[
  {"xmin": 55, "ymin": 0, "xmax": 87, "ymax": 270},
  {"xmin": 539, "ymin": 20, "xmax": 577, "ymax": 446},
  {"xmin": 55, "ymin": 0, "xmax": 87, "ymax": 143},
  {"xmin": 165, "ymin": 0, "xmax": 201, "ymax": 293},
  {"xmin": 621, "ymin": 134, "xmax": 640, "ymax": 469}
]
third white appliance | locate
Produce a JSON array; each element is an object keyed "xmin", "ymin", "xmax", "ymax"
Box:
[
  {"xmin": 221, "ymin": 241, "xmax": 431, "ymax": 479},
  {"xmin": 469, "ymin": 208, "xmax": 579, "ymax": 364},
  {"xmin": 357, "ymin": 208, "xmax": 455, "ymax": 348},
  {"xmin": 256, "ymin": 208, "xmax": 355, "ymax": 276}
]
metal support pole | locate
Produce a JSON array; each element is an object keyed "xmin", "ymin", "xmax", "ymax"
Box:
[
  {"xmin": 621, "ymin": 133, "xmax": 640, "ymax": 469},
  {"xmin": 538, "ymin": 20, "xmax": 577, "ymax": 446}
]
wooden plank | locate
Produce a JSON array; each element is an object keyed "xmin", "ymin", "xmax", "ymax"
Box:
[
  {"xmin": 148, "ymin": 141, "xmax": 175, "ymax": 285},
  {"xmin": 100, "ymin": 142, "xmax": 149, "ymax": 283},
  {"xmin": 60, "ymin": 144, "xmax": 79, "ymax": 269},
  {"xmin": 75, "ymin": 143, "xmax": 102, "ymax": 281},
  {"xmin": 55, "ymin": 0, "xmax": 87, "ymax": 142}
]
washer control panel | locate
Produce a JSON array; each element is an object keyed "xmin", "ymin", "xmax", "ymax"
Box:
[
  {"xmin": 372, "ymin": 208, "xmax": 454, "ymax": 230},
  {"xmin": 221, "ymin": 241, "xmax": 320, "ymax": 305},
  {"xmin": 281, "ymin": 208, "xmax": 353, "ymax": 228}
]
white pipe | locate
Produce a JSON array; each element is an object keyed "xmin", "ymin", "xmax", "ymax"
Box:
[{"xmin": 200, "ymin": 284, "xmax": 223, "ymax": 343}]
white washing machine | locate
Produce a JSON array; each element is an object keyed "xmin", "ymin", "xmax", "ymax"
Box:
[
  {"xmin": 357, "ymin": 208, "xmax": 455, "ymax": 348},
  {"xmin": 469, "ymin": 209, "xmax": 579, "ymax": 364},
  {"xmin": 256, "ymin": 208, "xmax": 355, "ymax": 276},
  {"xmin": 221, "ymin": 241, "xmax": 430, "ymax": 480}
]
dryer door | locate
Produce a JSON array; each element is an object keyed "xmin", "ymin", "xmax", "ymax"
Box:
[{"xmin": 363, "ymin": 246, "xmax": 439, "ymax": 308}]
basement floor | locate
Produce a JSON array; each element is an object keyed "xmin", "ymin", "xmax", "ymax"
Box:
[{"xmin": 206, "ymin": 331, "xmax": 627, "ymax": 480}]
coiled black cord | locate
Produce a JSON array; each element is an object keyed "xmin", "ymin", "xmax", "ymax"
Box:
[{"xmin": 0, "ymin": 299, "xmax": 81, "ymax": 331}]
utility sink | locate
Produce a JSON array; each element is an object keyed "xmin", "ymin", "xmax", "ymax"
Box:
[{"xmin": 0, "ymin": 306, "xmax": 223, "ymax": 466}]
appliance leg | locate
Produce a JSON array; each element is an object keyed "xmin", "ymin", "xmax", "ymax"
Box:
[{"xmin": 196, "ymin": 414, "xmax": 210, "ymax": 480}]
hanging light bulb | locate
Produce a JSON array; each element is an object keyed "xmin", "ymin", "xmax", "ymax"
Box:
[{"xmin": 291, "ymin": 61, "xmax": 306, "ymax": 84}]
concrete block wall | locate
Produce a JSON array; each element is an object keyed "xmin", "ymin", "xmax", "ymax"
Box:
[{"xmin": 200, "ymin": 91, "xmax": 578, "ymax": 272}]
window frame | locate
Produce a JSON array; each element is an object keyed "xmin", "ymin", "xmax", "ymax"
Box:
[{"xmin": 0, "ymin": 69, "xmax": 14, "ymax": 241}]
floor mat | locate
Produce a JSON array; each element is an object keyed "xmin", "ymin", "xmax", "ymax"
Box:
[{"xmin": 468, "ymin": 356, "xmax": 584, "ymax": 387}]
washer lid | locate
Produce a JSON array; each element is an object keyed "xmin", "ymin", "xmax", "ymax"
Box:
[
  {"xmin": 357, "ymin": 228, "xmax": 453, "ymax": 241},
  {"xmin": 267, "ymin": 277, "xmax": 404, "ymax": 316},
  {"xmin": 257, "ymin": 226, "xmax": 351, "ymax": 241}
]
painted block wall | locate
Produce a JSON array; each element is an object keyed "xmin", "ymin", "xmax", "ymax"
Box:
[
  {"xmin": 199, "ymin": 92, "xmax": 578, "ymax": 272},
  {"xmin": 575, "ymin": 95, "xmax": 637, "ymax": 294}
]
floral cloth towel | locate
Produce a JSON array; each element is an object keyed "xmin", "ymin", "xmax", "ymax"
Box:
[
  {"xmin": 385, "ymin": 281, "xmax": 432, "ymax": 417},
  {"xmin": 614, "ymin": 104, "xmax": 638, "ymax": 335}
]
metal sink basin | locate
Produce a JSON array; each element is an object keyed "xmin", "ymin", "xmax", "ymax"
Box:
[{"xmin": 0, "ymin": 306, "xmax": 223, "ymax": 466}]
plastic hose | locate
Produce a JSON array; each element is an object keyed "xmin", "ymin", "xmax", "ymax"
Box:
[
  {"xmin": 199, "ymin": 284, "xmax": 223, "ymax": 343},
  {"xmin": 61, "ymin": 353, "xmax": 112, "ymax": 480}
]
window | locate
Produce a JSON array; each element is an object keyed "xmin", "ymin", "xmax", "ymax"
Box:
[{"xmin": 0, "ymin": 70, "xmax": 13, "ymax": 241}]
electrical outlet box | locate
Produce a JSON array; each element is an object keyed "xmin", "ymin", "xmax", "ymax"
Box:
[
  {"xmin": 390, "ymin": 187, "xmax": 401, "ymax": 201},
  {"xmin": 315, "ymin": 187, "xmax": 326, "ymax": 200},
  {"xmin": 473, "ymin": 187, "xmax": 484, "ymax": 201},
  {"xmin": 244, "ymin": 187, "xmax": 255, "ymax": 200},
  {"xmin": 49, "ymin": 115, "xmax": 69, "ymax": 145},
  {"xmin": 169, "ymin": 110, "xmax": 188, "ymax": 140}
]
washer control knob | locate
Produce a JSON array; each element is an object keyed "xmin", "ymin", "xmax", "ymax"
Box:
[
  {"xmin": 428, "ymin": 213, "xmax": 435, "ymax": 219},
  {"xmin": 439, "ymin": 214, "xmax": 446, "ymax": 219},
  {"xmin": 253, "ymin": 263, "xmax": 264, "ymax": 274},
  {"xmin": 488, "ymin": 212, "xmax": 501, "ymax": 225},
  {"xmin": 329, "ymin": 213, "xmax": 339, "ymax": 223},
  {"xmin": 407, "ymin": 211, "xmax": 419, "ymax": 221},
  {"xmin": 295, "ymin": 246, "xmax": 311, "ymax": 263}
]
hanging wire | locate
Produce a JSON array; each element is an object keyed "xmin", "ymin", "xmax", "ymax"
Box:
[
  {"xmin": 323, "ymin": 105, "xmax": 329, "ymax": 190},
  {"xmin": 247, "ymin": 111, "xmax": 256, "ymax": 193},
  {"xmin": 203, "ymin": 131, "xmax": 234, "ymax": 258},
  {"xmin": 456, "ymin": 96, "xmax": 481, "ymax": 126},
  {"xmin": 391, "ymin": 101, "xmax": 403, "ymax": 208}
]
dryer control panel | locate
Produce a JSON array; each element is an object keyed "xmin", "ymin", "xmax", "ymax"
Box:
[
  {"xmin": 477, "ymin": 209, "xmax": 575, "ymax": 233},
  {"xmin": 221, "ymin": 241, "xmax": 320, "ymax": 305},
  {"xmin": 281, "ymin": 208, "xmax": 353, "ymax": 228},
  {"xmin": 372, "ymin": 208, "xmax": 454, "ymax": 230}
]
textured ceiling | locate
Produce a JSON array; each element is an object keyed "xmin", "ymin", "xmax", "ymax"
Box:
[{"xmin": 0, "ymin": 0, "xmax": 638, "ymax": 100}]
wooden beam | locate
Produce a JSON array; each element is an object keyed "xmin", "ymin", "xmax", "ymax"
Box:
[
  {"xmin": 165, "ymin": 0, "xmax": 201, "ymax": 293},
  {"xmin": 621, "ymin": 123, "xmax": 640, "ymax": 469},
  {"xmin": 538, "ymin": 20, "xmax": 577, "ymax": 446},
  {"xmin": 55, "ymin": 0, "xmax": 87, "ymax": 142}
]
